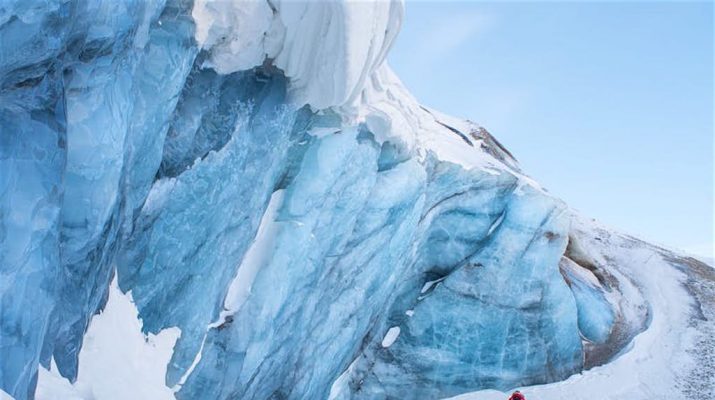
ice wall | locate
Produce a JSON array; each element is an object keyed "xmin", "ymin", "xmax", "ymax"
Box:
[{"xmin": 1, "ymin": 1, "xmax": 644, "ymax": 400}]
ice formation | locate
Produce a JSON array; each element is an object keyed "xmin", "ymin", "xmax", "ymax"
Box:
[{"xmin": 1, "ymin": 1, "xmax": 712, "ymax": 400}]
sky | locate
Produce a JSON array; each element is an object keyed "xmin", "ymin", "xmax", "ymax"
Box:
[{"xmin": 388, "ymin": 1, "xmax": 714, "ymax": 260}]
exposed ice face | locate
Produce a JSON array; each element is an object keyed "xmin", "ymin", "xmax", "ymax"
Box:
[
  {"xmin": 0, "ymin": 1, "xmax": 695, "ymax": 400},
  {"xmin": 1, "ymin": 0, "xmax": 197, "ymax": 394},
  {"xmin": 560, "ymin": 256, "xmax": 615, "ymax": 345},
  {"xmin": 340, "ymin": 181, "xmax": 583, "ymax": 400}
]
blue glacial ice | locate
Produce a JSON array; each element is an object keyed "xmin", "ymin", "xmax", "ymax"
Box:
[
  {"xmin": 0, "ymin": 1, "xmax": 641, "ymax": 399},
  {"xmin": 345, "ymin": 186, "xmax": 582, "ymax": 399}
]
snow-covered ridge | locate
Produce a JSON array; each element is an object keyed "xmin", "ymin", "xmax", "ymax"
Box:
[
  {"xmin": 192, "ymin": 0, "xmax": 504, "ymax": 167},
  {"xmin": 194, "ymin": 0, "xmax": 403, "ymax": 110},
  {"xmin": 193, "ymin": 0, "xmax": 529, "ymax": 187}
]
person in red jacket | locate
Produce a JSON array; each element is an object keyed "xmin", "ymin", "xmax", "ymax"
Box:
[{"xmin": 508, "ymin": 390, "xmax": 526, "ymax": 400}]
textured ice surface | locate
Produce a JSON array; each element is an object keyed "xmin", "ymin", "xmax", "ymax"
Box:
[
  {"xmin": 1, "ymin": 1, "xmax": 710, "ymax": 400},
  {"xmin": 448, "ymin": 217, "xmax": 715, "ymax": 400},
  {"xmin": 342, "ymin": 186, "xmax": 583, "ymax": 400}
]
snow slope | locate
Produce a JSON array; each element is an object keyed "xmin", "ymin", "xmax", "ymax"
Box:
[{"xmin": 34, "ymin": 279, "xmax": 179, "ymax": 400}]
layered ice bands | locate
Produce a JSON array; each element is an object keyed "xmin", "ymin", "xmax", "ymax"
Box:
[{"xmin": 1, "ymin": 1, "xmax": 713, "ymax": 400}]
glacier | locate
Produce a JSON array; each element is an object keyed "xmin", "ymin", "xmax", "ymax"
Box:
[{"xmin": 1, "ymin": 1, "xmax": 713, "ymax": 400}]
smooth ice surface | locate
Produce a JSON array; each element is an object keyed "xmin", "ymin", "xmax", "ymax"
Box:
[{"xmin": 560, "ymin": 256, "xmax": 614, "ymax": 344}]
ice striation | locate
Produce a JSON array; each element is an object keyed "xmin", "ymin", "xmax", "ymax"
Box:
[{"xmin": 1, "ymin": 1, "xmax": 712, "ymax": 400}]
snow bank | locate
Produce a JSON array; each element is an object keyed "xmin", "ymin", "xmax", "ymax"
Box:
[
  {"xmin": 217, "ymin": 189, "xmax": 285, "ymax": 324},
  {"xmin": 35, "ymin": 280, "xmax": 179, "ymax": 400},
  {"xmin": 194, "ymin": 0, "xmax": 403, "ymax": 110},
  {"xmin": 192, "ymin": 0, "xmax": 279, "ymax": 74}
]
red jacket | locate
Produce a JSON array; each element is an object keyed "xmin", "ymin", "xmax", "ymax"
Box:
[{"xmin": 508, "ymin": 392, "xmax": 526, "ymax": 400}]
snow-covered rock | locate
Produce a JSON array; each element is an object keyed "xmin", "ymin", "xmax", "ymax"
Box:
[{"xmin": 0, "ymin": 1, "xmax": 711, "ymax": 400}]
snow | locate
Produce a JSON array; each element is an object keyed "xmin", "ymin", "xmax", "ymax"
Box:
[
  {"xmin": 274, "ymin": 1, "xmax": 402, "ymax": 109},
  {"xmin": 192, "ymin": 0, "xmax": 279, "ymax": 74},
  {"xmin": 172, "ymin": 333, "xmax": 208, "ymax": 391},
  {"xmin": 35, "ymin": 278, "xmax": 179, "ymax": 400},
  {"xmin": 194, "ymin": 0, "xmax": 403, "ymax": 110},
  {"xmin": 381, "ymin": 327, "xmax": 401, "ymax": 348},
  {"xmin": 420, "ymin": 277, "xmax": 445, "ymax": 294},
  {"xmin": 446, "ymin": 217, "xmax": 700, "ymax": 400},
  {"xmin": 354, "ymin": 63, "xmax": 523, "ymax": 174},
  {"xmin": 486, "ymin": 212, "xmax": 505, "ymax": 236},
  {"xmin": 219, "ymin": 190, "xmax": 285, "ymax": 321}
]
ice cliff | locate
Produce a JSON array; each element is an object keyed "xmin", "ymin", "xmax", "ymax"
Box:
[{"xmin": 1, "ymin": 1, "xmax": 712, "ymax": 400}]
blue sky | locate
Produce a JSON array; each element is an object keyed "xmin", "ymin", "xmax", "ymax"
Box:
[{"xmin": 389, "ymin": 1, "xmax": 714, "ymax": 259}]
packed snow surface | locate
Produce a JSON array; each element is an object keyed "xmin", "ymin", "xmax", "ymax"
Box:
[{"xmin": 35, "ymin": 280, "xmax": 179, "ymax": 400}]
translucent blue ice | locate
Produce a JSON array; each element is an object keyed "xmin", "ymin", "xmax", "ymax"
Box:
[
  {"xmin": 347, "ymin": 186, "xmax": 582, "ymax": 399},
  {"xmin": 561, "ymin": 260, "xmax": 615, "ymax": 345},
  {"xmin": 1, "ymin": 2, "xmax": 623, "ymax": 399}
]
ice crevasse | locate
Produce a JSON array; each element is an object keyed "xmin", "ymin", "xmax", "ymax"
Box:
[{"xmin": 0, "ymin": 1, "xmax": 713, "ymax": 400}]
